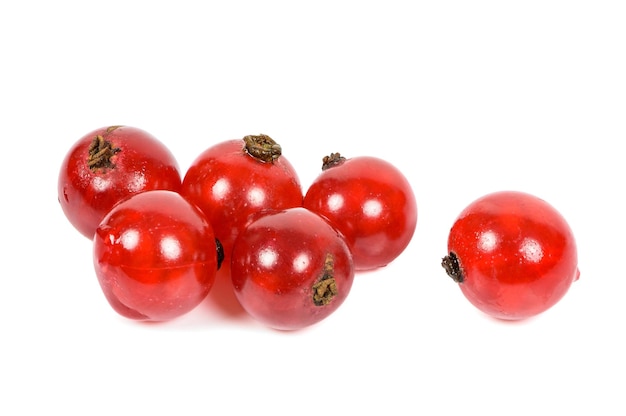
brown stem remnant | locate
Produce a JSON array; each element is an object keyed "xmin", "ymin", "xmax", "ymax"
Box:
[
  {"xmin": 312, "ymin": 253, "xmax": 338, "ymax": 306},
  {"xmin": 321, "ymin": 152, "xmax": 346, "ymax": 171},
  {"xmin": 87, "ymin": 134, "xmax": 121, "ymax": 171},
  {"xmin": 243, "ymin": 134, "xmax": 282, "ymax": 163},
  {"xmin": 215, "ymin": 238, "xmax": 225, "ymax": 270},
  {"xmin": 441, "ymin": 251, "xmax": 464, "ymax": 283}
]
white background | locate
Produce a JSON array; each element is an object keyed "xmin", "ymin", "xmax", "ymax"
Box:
[{"xmin": 2, "ymin": 1, "xmax": 625, "ymax": 414}]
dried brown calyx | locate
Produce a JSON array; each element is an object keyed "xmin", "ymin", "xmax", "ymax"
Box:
[
  {"xmin": 243, "ymin": 134, "xmax": 282, "ymax": 163},
  {"xmin": 312, "ymin": 253, "xmax": 338, "ymax": 306},
  {"xmin": 87, "ymin": 130, "xmax": 121, "ymax": 171},
  {"xmin": 321, "ymin": 152, "xmax": 347, "ymax": 171},
  {"xmin": 441, "ymin": 251, "xmax": 464, "ymax": 283}
]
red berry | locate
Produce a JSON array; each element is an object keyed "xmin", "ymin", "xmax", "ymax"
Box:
[
  {"xmin": 231, "ymin": 207, "xmax": 354, "ymax": 330},
  {"xmin": 181, "ymin": 134, "xmax": 302, "ymax": 264},
  {"xmin": 93, "ymin": 190, "xmax": 220, "ymax": 321},
  {"xmin": 58, "ymin": 125, "xmax": 181, "ymax": 239},
  {"xmin": 303, "ymin": 153, "xmax": 417, "ymax": 270},
  {"xmin": 441, "ymin": 191, "xmax": 579, "ymax": 320}
]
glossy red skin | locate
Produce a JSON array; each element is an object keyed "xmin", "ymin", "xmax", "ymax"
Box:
[
  {"xmin": 93, "ymin": 190, "xmax": 218, "ymax": 321},
  {"xmin": 447, "ymin": 191, "xmax": 579, "ymax": 320},
  {"xmin": 303, "ymin": 156, "xmax": 417, "ymax": 270},
  {"xmin": 58, "ymin": 126, "xmax": 181, "ymax": 239},
  {"xmin": 181, "ymin": 139, "xmax": 302, "ymax": 263},
  {"xmin": 231, "ymin": 207, "xmax": 354, "ymax": 330}
]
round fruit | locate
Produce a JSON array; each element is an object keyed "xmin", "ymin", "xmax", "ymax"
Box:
[
  {"xmin": 181, "ymin": 134, "xmax": 302, "ymax": 263},
  {"xmin": 231, "ymin": 207, "xmax": 354, "ymax": 330},
  {"xmin": 303, "ymin": 153, "xmax": 417, "ymax": 270},
  {"xmin": 441, "ymin": 190, "xmax": 579, "ymax": 320},
  {"xmin": 58, "ymin": 125, "xmax": 181, "ymax": 239},
  {"xmin": 93, "ymin": 190, "xmax": 220, "ymax": 321}
]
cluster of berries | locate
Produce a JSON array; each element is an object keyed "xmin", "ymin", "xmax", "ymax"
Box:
[
  {"xmin": 58, "ymin": 125, "xmax": 417, "ymax": 330},
  {"xmin": 59, "ymin": 125, "xmax": 580, "ymax": 328}
]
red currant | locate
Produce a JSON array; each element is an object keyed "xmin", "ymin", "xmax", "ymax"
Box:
[
  {"xmin": 93, "ymin": 190, "xmax": 220, "ymax": 321},
  {"xmin": 58, "ymin": 125, "xmax": 181, "ymax": 239},
  {"xmin": 181, "ymin": 134, "xmax": 302, "ymax": 264},
  {"xmin": 441, "ymin": 191, "xmax": 579, "ymax": 320},
  {"xmin": 303, "ymin": 153, "xmax": 417, "ymax": 270},
  {"xmin": 231, "ymin": 207, "xmax": 354, "ymax": 330}
]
